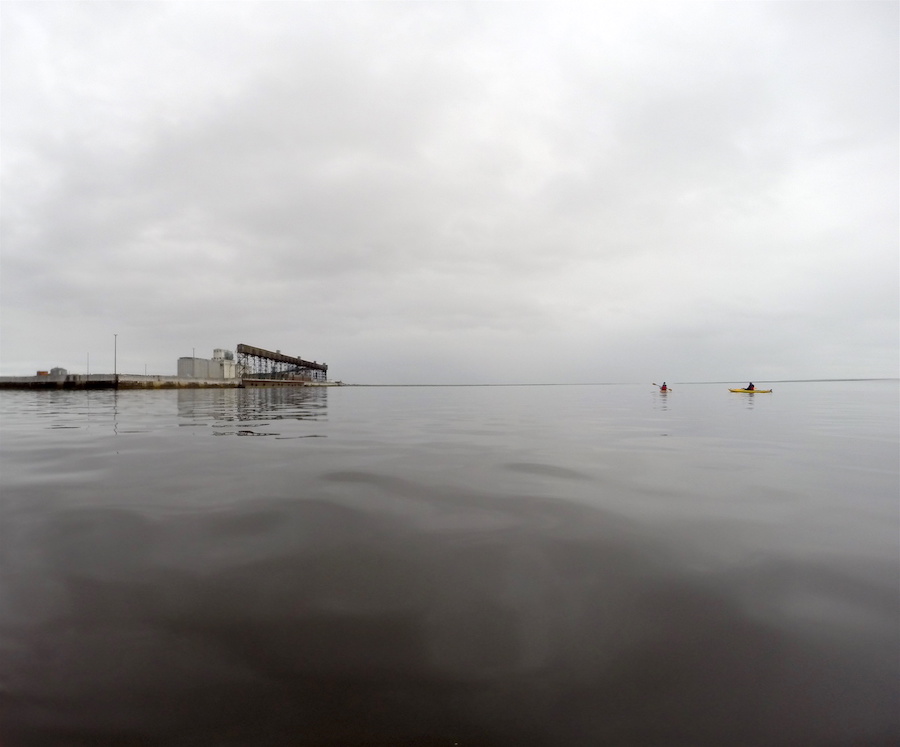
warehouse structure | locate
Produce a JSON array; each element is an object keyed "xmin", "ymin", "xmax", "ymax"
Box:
[
  {"xmin": 177, "ymin": 345, "xmax": 328, "ymax": 383},
  {"xmin": 177, "ymin": 348, "xmax": 238, "ymax": 379}
]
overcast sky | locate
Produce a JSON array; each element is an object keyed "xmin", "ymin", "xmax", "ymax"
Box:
[{"xmin": 2, "ymin": 2, "xmax": 897, "ymax": 383}]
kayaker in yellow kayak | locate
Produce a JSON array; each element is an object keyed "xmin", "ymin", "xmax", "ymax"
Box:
[{"xmin": 745, "ymin": 382, "xmax": 755, "ymax": 390}]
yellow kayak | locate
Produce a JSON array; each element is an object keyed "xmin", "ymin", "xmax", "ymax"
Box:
[{"xmin": 729, "ymin": 388, "xmax": 772, "ymax": 393}]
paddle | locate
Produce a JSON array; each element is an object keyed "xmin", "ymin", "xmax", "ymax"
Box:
[{"xmin": 652, "ymin": 383, "xmax": 672, "ymax": 390}]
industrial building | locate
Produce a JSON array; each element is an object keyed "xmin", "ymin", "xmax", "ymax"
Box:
[
  {"xmin": 177, "ymin": 348, "xmax": 238, "ymax": 379},
  {"xmin": 176, "ymin": 345, "xmax": 328, "ymax": 383},
  {"xmin": 1, "ymin": 344, "xmax": 331, "ymax": 390}
]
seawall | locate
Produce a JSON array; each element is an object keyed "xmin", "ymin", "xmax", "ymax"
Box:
[
  {"xmin": 0, "ymin": 375, "xmax": 239, "ymax": 390},
  {"xmin": 0, "ymin": 375, "xmax": 342, "ymax": 390}
]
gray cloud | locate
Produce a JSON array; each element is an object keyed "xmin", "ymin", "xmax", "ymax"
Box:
[{"xmin": 2, "ymin": 2, "xmax": 897, "ymax": 382}]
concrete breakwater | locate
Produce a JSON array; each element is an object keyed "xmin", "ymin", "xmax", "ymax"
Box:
[{"xmin": 0, "ymin": 375, "xmax": 339, "ymax": 390}]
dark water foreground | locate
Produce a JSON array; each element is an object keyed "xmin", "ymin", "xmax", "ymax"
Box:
[{"xmin": 1, "ymin": 383, "xmax": 898, "ymax": 746}]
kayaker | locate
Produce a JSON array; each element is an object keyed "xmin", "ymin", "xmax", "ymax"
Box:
[
  {"xmin": 745, "ymin": 382, "xmax": 755, "ymax": 390},
  {"xmin": 660, "ymin": 382, "xmax": 668, "ymax": 391}
]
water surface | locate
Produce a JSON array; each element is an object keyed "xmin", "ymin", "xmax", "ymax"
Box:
[{"xmin": 1, "ymin": 381, "xmax": 898, "ymax": 745}]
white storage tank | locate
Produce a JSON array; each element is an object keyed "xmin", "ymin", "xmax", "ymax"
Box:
[{"xmin": 178, "ymin": 357, "xmax": 210, "ymax": 378}]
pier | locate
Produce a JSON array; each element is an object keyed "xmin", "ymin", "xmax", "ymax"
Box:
[
  {"xmin": 1, "ymin": 342, "xmax": 332, "ymax": 390},
  {"xmin": 0, "ymin": 374, "xmax": 340, "ymax": 390},
  {"xmin": 236, "ymin": 344, "xmax": 328, "ymax": 382},
  {"xmin": 0, "ymin": 374, "xmax": 237, "ymax": 390}
]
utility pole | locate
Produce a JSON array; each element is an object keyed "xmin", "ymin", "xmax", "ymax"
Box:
[{"xmin": 114, "ymin": 334, "xmax": 117, "ymax": 376}]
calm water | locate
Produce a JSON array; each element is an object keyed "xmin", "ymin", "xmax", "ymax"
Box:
[{"xmin": 1, "ymin": 381, "xmax": 898, "ymax": 746}]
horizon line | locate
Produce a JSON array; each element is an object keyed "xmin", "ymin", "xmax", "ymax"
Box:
[{"xmin": 344, "ymin": 377, "xmax": 899, "ymax": 387}]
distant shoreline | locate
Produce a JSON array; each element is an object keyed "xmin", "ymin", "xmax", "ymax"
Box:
[
  {"xmin": 0, "ymin": 376, "xmax": 894, "ymax": 391},
  {"xmin": 305, "ymin": 378, "xmax": 898, "ymax": 387},
  {"xmin": 0, "ymin": 374, "xmax": 344, "ymax": 390}
]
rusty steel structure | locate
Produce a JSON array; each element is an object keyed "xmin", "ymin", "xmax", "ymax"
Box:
[{"xmin": 236, "ymin": 344, "xmax": 328, "ymax": 382}]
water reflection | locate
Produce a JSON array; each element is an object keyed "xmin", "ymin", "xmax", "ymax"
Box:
[
  {"xmin": 1, "ymin": 383, "xmax": 897, "ymax": 746},
  {"xmin": 652, "ymin": 389, "xmax": 670, "ymax": 412},
  {"xmin": 728, "ymin": 389, "xmax": 767, "ymax": 410},
  {"xmin": 3, "ymin": 480, "xmax": 897, "ymax": 746},
  {"xmin": 177, "ymin": 386, "xmax": 328, "ymax": 425}
]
